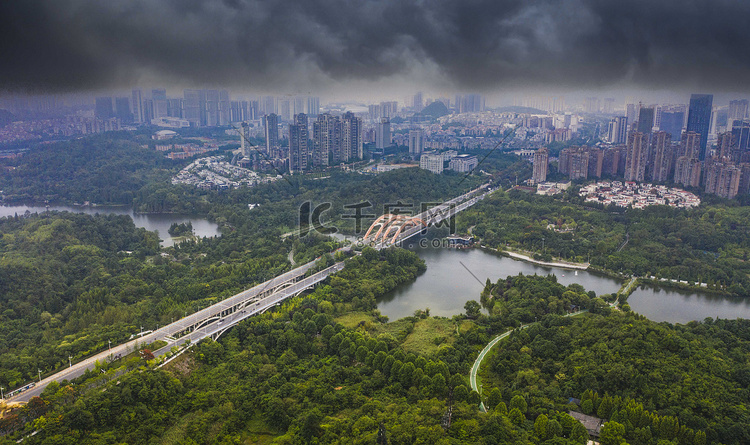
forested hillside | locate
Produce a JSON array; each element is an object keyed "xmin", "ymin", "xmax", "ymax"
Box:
[
  {"xmin": 458, "ymin": 189, "xmax": 750, "ymax": 296},
  {"xmin": 4, "ymin": 273, "xmax": 746, "ymax": 444}
]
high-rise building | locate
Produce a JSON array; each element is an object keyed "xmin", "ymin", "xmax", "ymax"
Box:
[
  {"xmin": 240, "ymin": 122, "xmax": 251, "ymax": 157},
  {"xmin": 456, "ymin": 94, "xmax": 484, "ymax": 113},
  {"xmin": 584, "ymin": 97, "xmax": 600, "ymax": 114},
  {"xmin": 687, "ymin": 93, "xmax": 714, "ymax": 161},
  {"xmin": 716, "ymin": 132, "xmax": 736, "ymax": 160},
  {"xmin": 569, "ymin": 149, "xmax": 590, "ymax": 180},
  {"xmin": 95, "ymin": 97, "xmax": 114, "ymax": 119},
  {"xmin": 731, "ymin": 120, "xmax": 750, "ymax": 152},
  {"xmin": 249, "ymin": 100, "xmax": 260, "ymax": 121},
  {"xmin": 408, "ymin": 129, "xmax": 424, "ymax": 157},
  {"xmin": 261, "ymin": 96, "xmax": 276, "ymax": 115},
  {"xmin": 204, "ymin": 90, "xmax": 220, "ymax": 126},
  {"xmin": 342, "ymin": 112, "xmax": 363, "ymax": 161},
  {"xmin": 167, "ymin": 98, "xmax": 183, "ymax": 118},
  {"xmin": 650, "ymin": 131, "xmax": 673, "ymax": 182},
  {"xmin": 624, "ymin": 132, "xmax": 648, "ymax": 182},
  {"xmin": 309, "ymin": 97, "xmax": 320, "ymax": 117},
  {"xmin": 230, "ymin": 100, "xmax": 247, "ymax": 122},
  {"xmin": 380, "ymin": 101, "xmax": 398, "ymax": 117},
  {"xmin": 183, "ymin": 89, "xmax": 203, "ymax": 126},
  {"xmin": 532, "ymin": 147, "xmax": 548, "ymax": 184},
  {"xmin": 218, "ymin": 90, "xmax": 230, "ymax": 125},
  {"xmin": 626, "ymin": 103, "xmax": 637, "ymax": 130},
  {"xmin": 606, "ymin": 116, "xmax": 628, "ymax": 144},
  {"xmin": 680, "ymin": 131, "xmax": 701, "ymax": 159},
  {"xmin": 152, "ymin": 88, "xmax": 168, "ymax": 119},
  {"xmin": 142, "ymin": 98, "xmax": 153, "ymax": 123},
  {"xmin": 587, "ymin": 147, "xmax": 603, "ymax": 178},
  {"xmin": 413, "ymin": 92, "xmax": 423, "ymax": 112},
  {"xmin": 674, "ymin": 157, "xmax": 702, "ymax": 188},
  {"xmin": 376, "ymin": 118, "xmax": 391, "ymax": 149},
  {"xmin": 289, "ymin": 113, "xmax": 309, "ymax": 172},
  {"xmin": 705, "ymin": 161, "xmax": 742, "ymax": 199},
  {"xmin": 659, "ymin": 109, "xmax": 685, "ymax": 142},
  {"xmin": 313, "ymin": 114, "xmax": 342, "ymax": 166},
  {"xmin": 558, "ymin": 146, "xmax": 590, "ymax": 180},
  {"xmin": 674, "ymin": 131, "xmax": 702, "ymax": 188},
  {"xmin": 637, "ymin": 106, "xmax": 655, "ymax": 134},
  {"xmin": 729, "ymin": 99, "xmax": 749, "ymax": 121},
  {"xmin": 114, "ymin": 97, "xmax": 132, "ymax": 124},
  {"xmin": 603, "ymin": 98, "xmax": 615, "ymax": 114},
  {"xmin": 602, "ymin": 146, "xmax": 625, "ymax": 176},
  {"xmin": 131, "ymin": 89, "xmax": 144, "ymax": 124},
  {"xmin": 264, "ymin": 113, "xmax": 279, "ymax": 153}
]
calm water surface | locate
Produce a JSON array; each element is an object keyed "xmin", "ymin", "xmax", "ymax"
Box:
[
  {"xmin": 377, "ymin": 240, "xmax": 750, "ymax": 324},
  {"xmin": 0, "ymin": 204, "xmax": 220, "ymax": 247}
]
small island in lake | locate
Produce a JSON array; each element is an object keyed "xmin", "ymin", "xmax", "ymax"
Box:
[{"xmin": 167, "ymin": 221, "xmax": 193, "ymax": 237}]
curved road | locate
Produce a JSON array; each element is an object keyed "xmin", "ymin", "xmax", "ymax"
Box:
[{"xmin": 469, "ymin": 310, "xmax": 588, "ymax": 412}]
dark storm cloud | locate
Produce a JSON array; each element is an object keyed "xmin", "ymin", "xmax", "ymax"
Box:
[{"xmin": 1, "ymin": 0, "xmax": 749, "ymax": 92}]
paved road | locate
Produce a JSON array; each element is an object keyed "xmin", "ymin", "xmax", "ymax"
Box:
[
  {"xmin": 9, "ymin": 262, "xmax": 345, "ymax": 403},
  {"xmin": 469, "ymin": 310, "xmax": 587, "ymax": 412},
  {"xmin": 7, "ymin": 185, "xmax": 490, "ymax": 403}
]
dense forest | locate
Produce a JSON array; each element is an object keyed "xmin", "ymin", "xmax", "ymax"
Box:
[
  {"xmin": 3, "ymin": 272, "xmax": 746, "ymax": 444},
  {"xmin": 458, "ymin": 189, "xmax": 750, "ymax": 296},
  {"xmin": 0, "ymin": 212, "xmax": 335, "ymax": 388},
  {"xmin": 481, "ymin": 289, "xmax": 750, "ymax": 442},
  {"xmin": 0, "ymin": 133, "xmax": 175, "ymax": 204}
]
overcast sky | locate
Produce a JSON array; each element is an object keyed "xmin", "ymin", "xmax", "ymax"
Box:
[{"xmin": 2, "ymin": 0, "xmax": 750, "ymax": 103}]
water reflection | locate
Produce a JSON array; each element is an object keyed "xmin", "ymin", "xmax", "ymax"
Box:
[
  {"xmin": 0, "ymin": 204, "xmax": 220, "ymax": 247},
  {"xmin": 377, "ymin": 239, "xmax": 750, "ymax": 324},
  {"xmin": 627, "ymin": 284, "xmax": 750, "ymax": 324},
  {"xmin": 377, "ymin": 243, "xmax": 622, "ymax": 320}
]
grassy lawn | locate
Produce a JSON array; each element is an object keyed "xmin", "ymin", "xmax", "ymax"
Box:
[
  {"xmin": 334, "ymin": 311, "xmax": 376, "ymax": 329},
  {"xmin": 401, "ymin": 317, "xmax": 456, "ymax": 355}
]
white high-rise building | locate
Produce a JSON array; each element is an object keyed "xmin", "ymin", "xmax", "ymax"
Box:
[{"xmin": 408, "ymin": 129, "xmax": 424, "ymax": 156}]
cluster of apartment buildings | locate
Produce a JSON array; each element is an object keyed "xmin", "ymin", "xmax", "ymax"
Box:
[
  {"xmin": 99, "ymin": 89, "xmax": 321, "ymax": 129},
  {"xmin": 238, "ymin": 111, "xmax": 364, "ymax": 173},
  {"xmin": 172, "ymin": 156, "xmax": 280, "ymax": 189},
  {"xmin": 580, "ymin": 181, "xmax": 701, "ymax": 209},
  {"xmin": 532, "ymin": 95, "xmax": 750, "ymax": 199},
  {"xmin": 0, "ymin": 115, "xmax": 121, "ymax": 144}
]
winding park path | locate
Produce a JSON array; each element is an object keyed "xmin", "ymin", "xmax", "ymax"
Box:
[{"xmin": 469, "ymin": 310, "xmax": 589, "ymax": 413}]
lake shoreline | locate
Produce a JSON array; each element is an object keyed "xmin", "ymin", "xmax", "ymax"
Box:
[{"xmin": 481, "ymin": 245, "xmax": 590, "ymax": 270}]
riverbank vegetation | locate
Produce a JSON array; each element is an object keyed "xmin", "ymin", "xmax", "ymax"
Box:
[
  {"xmin": 459, "ymin": 188, "xmax": 750, "ymax": 296},
  {"xmin": 6, "ymin": 272, "xmax": 746, "ymax": 444}
]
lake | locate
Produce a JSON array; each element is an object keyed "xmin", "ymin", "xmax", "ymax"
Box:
[
  {"xmin": 0, "ymin": 204, "xmax": 220, "ymax": 247},
  {"xmin": 377, "ymin": 238, "xmax": 750, "ymax": 324}
]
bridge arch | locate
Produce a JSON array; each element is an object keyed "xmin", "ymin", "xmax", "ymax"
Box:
[{"xmin": 364, "ymin": 214, "xmax": 427, "ymax": 245}]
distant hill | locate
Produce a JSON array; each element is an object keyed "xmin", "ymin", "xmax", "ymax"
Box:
[
  {"xmin": 0, "ymin": 109, "xmax": 15, "ymax": 128},
  {"xmin": 493, "ymin": 106, "xmax": 548, "ymax": 115},
  {"xmin": 419, "ymin": 101, "xmax": 449, "ymax": 118}
]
